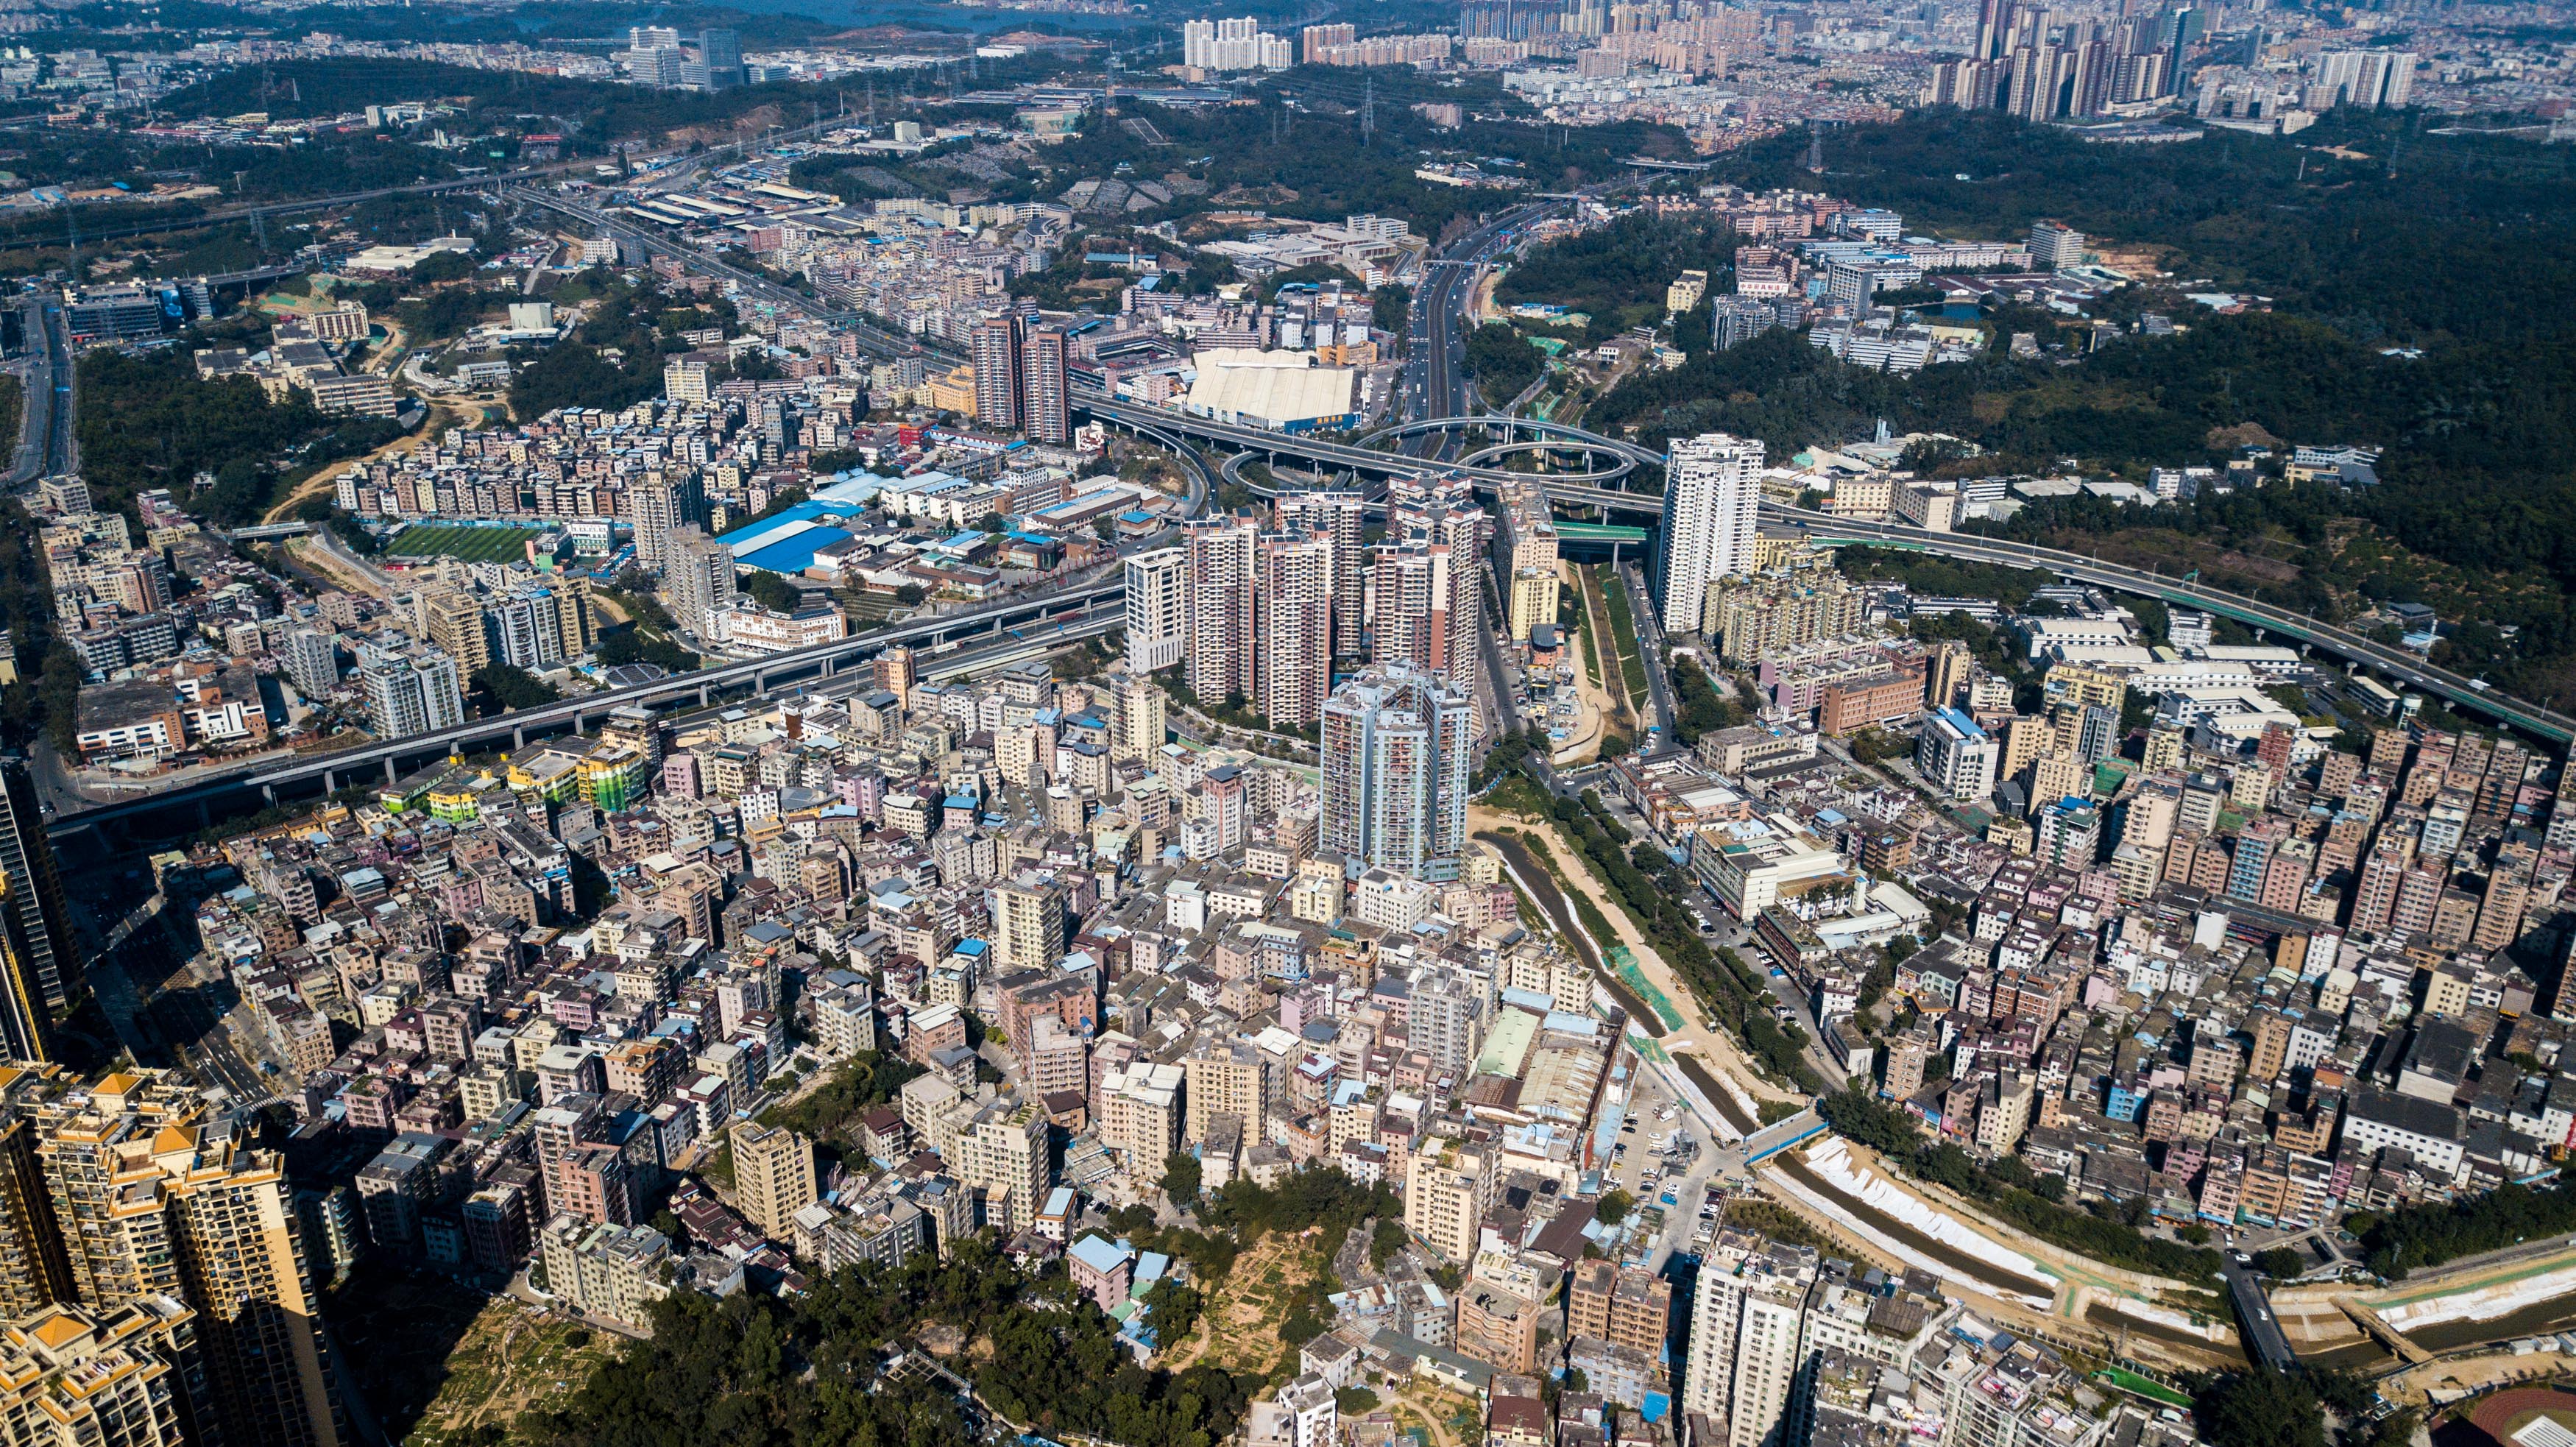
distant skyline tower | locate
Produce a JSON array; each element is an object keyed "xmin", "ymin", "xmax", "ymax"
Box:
[{"xmin": 696, "ymin": 26, "xmax": 741, "ymax": 87}]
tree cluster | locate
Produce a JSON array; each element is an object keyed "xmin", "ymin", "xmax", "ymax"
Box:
[
  {"xmin": 2354, "ymin": 1172, "xmax": 2576, "ymax": 1278},
  {"xmin": 1669, "ymin": 653, "xmax": 1747, "ymax": 745},
  {"xmin": 743, "ymin": 571, "xmax": 804, "ymax": 614},
  {"xmin": 1724, "ymin": 107, "xmax": 2576, "ymax": 344},
  {"xmin": 470, "ymin": 664, "xmax": 560, "ymax": 712},
  {"xmin": 2193, "ymin": 1365, "xmax": 2412, "ymax": 1447},
  {"xmin": 509, "ymin": 270, "xmax": 715, "ymax": 418},
  {"xmin": 755, "ymin": 1050, "xmax": 927, "ymax": 1167},
  {"xmin": 1019, "ymin": 81, "xmax": 1688, "ymax": 249},
  {"xmin": 1495, "ymin": 210, "xmax": 1741, "ymax": 344},
  {"xmin": 75, "ymin": 350, "xmax": 402, "ymax": 531},
  {"xmin": 1465, "ymin": 323, "xmax": 1543, "ymax": 408},
  {"xmin": 522, "ymin": 1236, "xmax": 1253, "ymax": 1447},
  {"xmin": 161, "ymin": 57, "xmax": 873, "ymax": 152},
  {"xmin": 1604, "ymin": 108, "xmax": 2576, "ymax": 696}
]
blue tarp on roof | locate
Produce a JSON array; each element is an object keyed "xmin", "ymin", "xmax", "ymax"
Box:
[
  {"xmin": 717, "ymin": 498, "xmax": 868, "ymax": 553},
  {"xmin": 739, "ymin": 527, "xmax": 853, "ymax": 574}
]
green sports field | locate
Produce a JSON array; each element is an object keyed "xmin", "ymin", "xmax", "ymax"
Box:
[{"xmin": 386, "ymin": 525, "xmax": 548, "ymax": 563}]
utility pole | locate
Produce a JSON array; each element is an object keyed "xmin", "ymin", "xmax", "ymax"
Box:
[{"xmin": 1362, "ymin": 74, "xmax": 1373, "ymax": 144}]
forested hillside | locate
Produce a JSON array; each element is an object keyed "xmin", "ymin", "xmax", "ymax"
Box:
[
  {"xmin": 1573, "ymin": 109, "xmax": 2576, "ymax": 699},
  {"xmin": 1729, "ymin": 107, "xmax": 2573, "ymax": 344}
]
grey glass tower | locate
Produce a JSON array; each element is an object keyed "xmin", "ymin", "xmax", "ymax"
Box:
[{"xmin": 0, "ymin": 760, "xmax": 68, "ymax": 1060}]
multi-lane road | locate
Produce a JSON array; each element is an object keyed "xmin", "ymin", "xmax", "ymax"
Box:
[
  {"xmin": 0, "ymin": 172, "xmax": 530, "ymax": 255},
  {"xmin": 46, "ymin": 581, "xmax": 1129, "ymax": 841},
  {"xmin": 508, "ymin": 183, "xmax": 958, "ymax": 368},
  {"xmin": 0, "ymin": 112, "xmax": 865, "ymax": 257},
  {"xmin": 1406, "ymin": 203, "xmax": 1553, "ymax": 445},
  {"xmin": 1617, "ymin": 557, "xmax": 1677, "ymax": 737},
  {"xmin": 1089, "ymin": 386, "xmax": 2576, "ymax": 746},
  {"xmin": 275, "ymin": 166, "xmax": 2576, "ymax": 757},
  {"xmin": 7, "ymin": 292, "xmax": 71, "ymax": 486}
]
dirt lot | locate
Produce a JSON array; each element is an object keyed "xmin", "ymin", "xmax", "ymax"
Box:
[
  {"xmin": 2399, "ymin": 1359, "xmax": 2576, "ymax": 1414},
  {"xmin": 1571, "ymin": 562, "xmax": 1636, "ymax": 733},
  {"xmin": 403, "ymin": 1297, "xmax": 618, "ymax": 1444},
  {"xmin": 328, "ymin": 1270, "xmax": 615, "ymax": 1445},
  {"xmin": 1382, "ymin": 1379, "xmax": 1483, "ymax": 1447},
  {"xmin": 1553, "ymin": 561, "xmax": 1620, "ymax": 763},
  {"xmin": 1162, "ymin": 1228, "xmax": 1326, "ymax": 1379},
  {"xmin": 263, "ymin": 395, "xmax": 482, "ymax": 525},
  {"xmin": 283, "ymin": 534, "xmax": 389, "ymax": 598}
]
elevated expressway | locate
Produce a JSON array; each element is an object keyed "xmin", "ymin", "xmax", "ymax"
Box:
[
  {"xmin": 1088, "ymin": 401, "xmax": 2576, "ymax": 744},
  {"xmin": 1766, "ymin": 508, "xmax": 2576, "ymax": 745},
  {"xmin": 272, "ymin": 180, "xmax": 2576, "ymax": 753},
  {"xmin": 43, "ymin": 375, "xmax": 1230, "ymax": 846},
  {"xmin": 47, "ymin": 580, "xmax": 1128, "ymax": 843},
  {"xmin": 1091, "ymin": 395, "xmax": 1655, "ymax": 493},
  {"xmin": 4, "ymin": 113, "xmax": 866, "ymax": 256}
]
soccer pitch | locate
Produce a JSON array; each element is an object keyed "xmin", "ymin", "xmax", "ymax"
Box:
[{"xmin": 386, "ymin": 525, "xmax": 547, "ymax": 563}]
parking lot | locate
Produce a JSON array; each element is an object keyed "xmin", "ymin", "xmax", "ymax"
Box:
[{"xmin": 1597, "ymin": 1046, "xmax": 1735, "ymax": 1273}]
